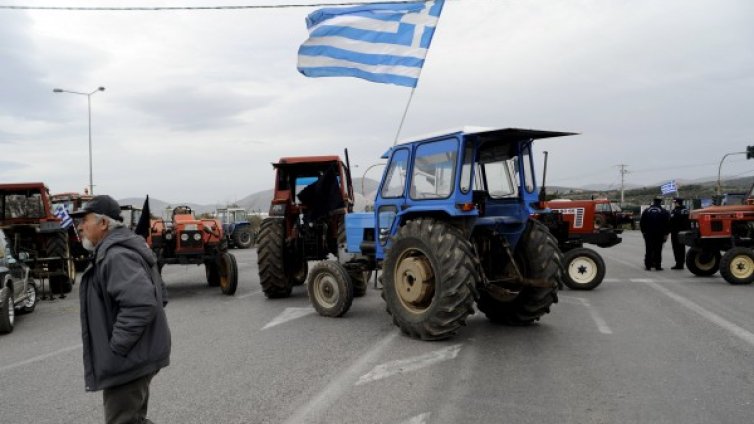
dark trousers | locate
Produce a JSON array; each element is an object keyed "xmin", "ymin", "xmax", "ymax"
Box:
[
  {"xmin": 643, "ymin": 234, "xmax": 665, "ymax": 269},
  {"xmin": 671, "ymin": 231, "xmax": 685, "ymax": 267},
  {"xmin": 103, "ymin": 372, "xmax": 155, "ymax": 424}
]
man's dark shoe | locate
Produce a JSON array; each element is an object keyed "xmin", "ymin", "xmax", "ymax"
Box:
[
  {"xmin": 645, "ymin": 266, "xmax": 652, "ymax": 271},
  {"xmin": 655, "ymin": 267, "xmax": 664, "ymax": 271},
  {"xmin": 671, "ymin": 265, "xmax": 684, "ymax": 270}
]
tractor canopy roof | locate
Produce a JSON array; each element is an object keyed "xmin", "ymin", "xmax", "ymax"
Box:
[
  {"xmin": 274, "ymin": 155, "xmax": 342, "ymax": 167},
  {"xmin": 384, "ymin": 127, "xmax": 577, "ymax": 158},
  {"xmin": 0, "ymin": 182, "xmax": 49, "ymax": 193}
]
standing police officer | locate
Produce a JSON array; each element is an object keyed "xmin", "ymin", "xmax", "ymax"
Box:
[
  {"xmin": 640, "ymin": 197, "xmax": 671, "ymax": 270},
  {"xmin": 670, "ymin": 197, "xmax": 690, "ymax": 269}
]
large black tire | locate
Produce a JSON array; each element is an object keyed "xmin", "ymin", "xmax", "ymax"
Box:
[
  {"xmin": 308, "ymin": 261, "xmax": 354, "ymax": 317},
  {"xmin": 476, "ymin": 220, "xmax": 561, "ymax": 325},
  {"xmin": 205, "ymin": 260, "xmax": 220, "ymax": 287},
  {"xmin": 257, "ymin": 218, "xmax": 293, "ymax": 298},
  {"xmin": 562, "ymin": 247, "xmax": 605, "ymax": 291},
  {"xmin": 686, "ymin": 249, "xmax": 720, "ymax": 276},
  {"xmin": 382, "ymin": 219, "xmax": 478, "ymax": 341},
  {"xmin": 349, "ymin": 270, "xmax": 368, "ymax": 297},
  {"xmin": 0, "ymin": 287, "xmax": 14, "ymax": 334},
  {"xmin": 289, "ymin": 258, "xmax": 308, "ymax": 287},
  {"xmin": 233, "ymin": 227, "xmax": 253, "ymax": 249},
  {"xmin": 719, "ymin": 247, "xmax": 754, "ymax": 285},
  {"xmin": 46, "ymin": 232, "xmax": 75, "ymax": 294},
  {"xmin": 219, "ymin": 252, "xmax": 239, "ymax": 295}
]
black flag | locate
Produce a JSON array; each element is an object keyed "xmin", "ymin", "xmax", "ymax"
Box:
[{"xmin": 134, "ymin": 195, "xmax": 151, "ymax": 239}]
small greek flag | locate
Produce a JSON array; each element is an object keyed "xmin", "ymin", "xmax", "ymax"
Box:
[
  {"xmin": 661, "ymin": 180, "xmax": 678, "ymax": 195},
  {"xmin": 54, "ymin": 205, "xmax": 74, "ymax": 229},
  {"xmin": 297, "ymin": 0, "xmax": 445, "ymax": 87}
]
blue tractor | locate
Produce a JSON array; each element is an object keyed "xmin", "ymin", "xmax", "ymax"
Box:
[
  {"xmin": 215, "ymin": 208, "xmax": 254, "ymax": 249},
  {"xmin": 309, "ymin": 127, "xmax": 572, "ymax": 340}
]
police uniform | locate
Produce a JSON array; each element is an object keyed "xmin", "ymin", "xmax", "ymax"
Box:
[
  {"xmin": 640, "ymin": 198, "xmax": 671, "ymax": 270},
  {"xmin": 669, "ymin": 198, "xmax": 690, "ymax": 269}
]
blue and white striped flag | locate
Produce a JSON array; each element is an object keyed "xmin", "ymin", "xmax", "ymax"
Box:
[
  {"xmin": 660, "ymin": 180, "xmax": 678, "ymax": 195},
  {"xmin": 54, "ymin": 205, "xmax": 74, "ymax": 229},
  {"xmin": 297, "ymin": 0, "xmax": 445, "ymax": 88}
]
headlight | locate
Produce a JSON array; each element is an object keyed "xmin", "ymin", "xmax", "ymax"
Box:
[
  {"xmin": 193, "ymin": 233, "xmax": 201, "ymax": 241},
  {"xmin": 180, "ymin": 233, "xmax": 189, "ymax": 241},
  {"xmin": 165, "ymin": 233, "xmax": 173, "ymax": 240}
]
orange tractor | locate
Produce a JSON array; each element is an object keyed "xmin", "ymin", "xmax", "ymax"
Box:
[
  {"xmin": 147, "ymin": 205, "xmax": 238, "ymax": 295},
  {"xmin": 542, "ymin": 199, "xmax": 623, "ymax": 290}
]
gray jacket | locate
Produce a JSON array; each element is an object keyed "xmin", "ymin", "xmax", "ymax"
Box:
[{"xmin": 80, "ymin": 227, "xmax": 171, "ymax": 391}]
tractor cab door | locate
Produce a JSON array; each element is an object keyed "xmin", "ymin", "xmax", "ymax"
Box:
[{"xmin": 374, "ymin": 147, "xmax": 410, "ymax": 260}]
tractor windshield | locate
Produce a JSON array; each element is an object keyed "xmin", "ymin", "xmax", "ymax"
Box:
[
  {"xmin": 0, "ymin": 190, "xmax": 45, "ymax": 219},
  {"xmin": 410, "ymin": 139, "xmax": 458, "ymax": 200},
  {"xmin": 216, "ymin": 210, "xmax": 230, "ymax": 224}
]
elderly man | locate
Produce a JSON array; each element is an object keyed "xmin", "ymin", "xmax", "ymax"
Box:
[{"xmin": 73, "ymin": 195, "xmax": 170, "ymax": 424}]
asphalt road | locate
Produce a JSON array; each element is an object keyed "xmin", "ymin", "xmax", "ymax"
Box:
[{"xmin": 2, "ymin": 231, "xmax": 753, "ymax": 423}]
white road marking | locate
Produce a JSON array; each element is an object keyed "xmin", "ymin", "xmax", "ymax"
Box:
[
  {"xmin": 630, "ymin": 278, "xmax": 654, "ymax": 283},
  {"xmin": 399, "ymin": 412, "xmax": 431, "ymax": 424},
  {"xmin": 644, "ymin": 280, "xmax": 754, "ymax": 347},
  {"xmin": 236, "ymin": 290, "xmax": 261, "ymax": 299},
  {"xmin": 356, "ymin": 344, "xmax": 462, "ymax": 386},
  {"xmin": 0, "ymin": 344, "xmax": 81, "ymax": 374},
  {"xmin": 262, "ymin": 307, "xmax": 315, "ymax": 330},
  {"xmin": 602, "ymin": 277, "xmax": 621, "ymax": 283},
  {"xmin": 282, "ymin": 331, "xmax": 398, "ymax": 424},
  {"xmin": 607, "ymin": 254, "xmax": 754, "ymax": 347},
  {"xmin": 576, "ymin": 298, "xmax": 613, "ymax": 335}
]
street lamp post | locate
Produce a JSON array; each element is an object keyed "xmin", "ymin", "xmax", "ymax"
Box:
[{"xmin": 53, "ymin": 86, "xmax": 105, "ymax": 195}]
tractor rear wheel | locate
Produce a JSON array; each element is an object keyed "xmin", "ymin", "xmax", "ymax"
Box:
[
  {"xmin": 308, "ymin": 261, "xmax": 353, "ymax": 317},
  {"xmin": 562, "ymin": 247, "xmax": 605, "ymax": 290},
  {"xmin": 46, "ymin": 232, "xmax": 75, "ymax": 294},
  {"xmin": 382, "ymin": 219, "xmax": 477, "ymax": 340},
  {"xmin": 720, "ymin": 247, "xmax": 754, "ymax": 285},
  {"xmin": 686, "ymin": 249, "xmax": 720, "ymax": 276},
  {"xmin": 476, "ymin": 220, "xmax": 561, "ymax": 325},
  {"xmin": 233, "ymin": 227, "xmax": 253, "ymax": 249},
  {"xmin": 257, "ymin": 218, "xmax": 293, "ymax": 298},
  {"xmin": 0, "ymin": 288, "xmax": 14, "ymax": 334}
]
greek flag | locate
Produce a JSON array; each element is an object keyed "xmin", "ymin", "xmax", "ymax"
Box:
[
  {"xmin": 54, "ymin": 205, "xmax": 74, "ymax": 228},
  {"xmin": 297, "ymin": 0, "xmax": 445, "ymax": 88},
  {"xmin": 661, "ymin": 180, "xmax": 678, "ymax": 195}
]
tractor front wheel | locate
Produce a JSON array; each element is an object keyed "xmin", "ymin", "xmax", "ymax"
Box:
[
  {"xmin": 476, "ymin": 220, "xmax": 561, "ymax": 325},
  {"xmin": 686, "ymin": 249, "xmax": 720, "ymax": 276},
  {"xmin": 218, "ymin": 252, "xmax": 238, "ymax": 295},
  {"xmin": 720, "ymin": 247, "xmax": 754, "ymax": 285},
  {"xmin": 562, "ymin": 248, "xmax": 605, "ymax": 290},
  {"xmin": 382, "ymin": 219, "xmax": 477, "ymax": 340},
  {"xmin": 257, "ymin": 218, "xmax": 293, "ymax": 298},
  {"xmin": 308, "ymin": 261, "xmax": 353, "ymax": 317}
]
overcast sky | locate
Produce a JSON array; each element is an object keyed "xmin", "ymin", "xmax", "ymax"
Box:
[{"xmin": 1, "ymin": 0, "xmax": 752, "ymax": 204}]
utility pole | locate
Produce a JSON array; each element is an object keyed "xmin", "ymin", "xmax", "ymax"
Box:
[{"xmin": 618, "ymin": 164, "xmax": 629, "ymax": 206}]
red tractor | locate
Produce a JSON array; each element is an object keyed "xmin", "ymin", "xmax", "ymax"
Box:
[
  {"xmin": 256, "ymin": 155, "xmax": 360, "ymax": 300},
  {"xmin": 680, "ymin": 183, "xmax": 754, "ymax": 285},
  {"xmin": 147, "ymin": 205, "xmax": 238, "ymax": 295},
  {"xmin": 0, "ymin": 183, "xmax": 76, "ymax": 294},
  {"xmin": 542, "ymin": 199, "xmax": 623, "ymax": 290}
]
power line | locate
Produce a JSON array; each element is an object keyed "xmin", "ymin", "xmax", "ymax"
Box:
[{"xmin": 0, "ymin": 1, "xmax": 429, "ymax": 11}]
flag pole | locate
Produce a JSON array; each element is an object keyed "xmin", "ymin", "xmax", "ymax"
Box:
[
  {"xmin": 392, "ymin": 0, "xmax": 446, "ymax": 145},
  {"xmin": 393, "ymin": 87, "xmax": 417, "ymax": 145}
]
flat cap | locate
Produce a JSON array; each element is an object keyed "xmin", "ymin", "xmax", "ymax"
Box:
[{"xmin": 70, "ymin": 195, "xmax": 123, "ymax": 222}]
